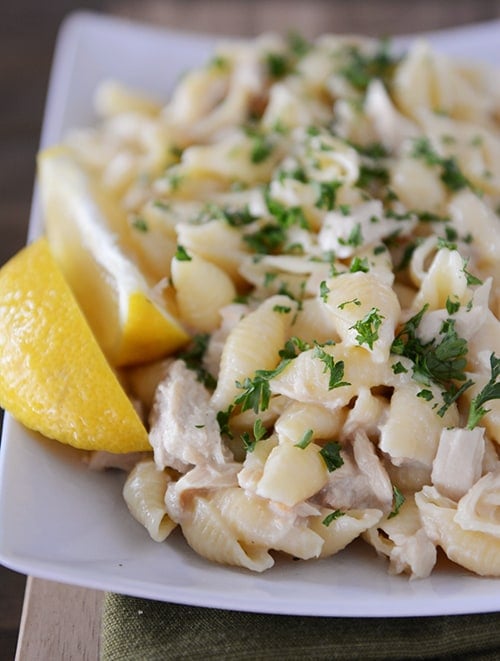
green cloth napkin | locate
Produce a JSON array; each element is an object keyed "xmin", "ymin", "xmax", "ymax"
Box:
[{"xmin": 100, "ymin": 593, "xmax": 500, "ymax": 660}]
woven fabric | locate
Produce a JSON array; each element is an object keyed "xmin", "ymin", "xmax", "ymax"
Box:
[{"xmin": 100, "ymin": 593, "xmax": 500, "ymax": 661}]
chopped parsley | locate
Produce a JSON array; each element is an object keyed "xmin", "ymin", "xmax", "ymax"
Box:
[
  {"xmin": 131, "ymin": 216, "xmax": 149, "ymax": 232},
  {"xmin": 350, "ymin": 307, "xmax": 384, "ymax": 350},
  {"xmin": 221, "ymin": 206, "xmax": 257, "ymax": 227},
  {"xmin": 445, "ymin": 296, "xmax": 461, "ymax": 315},
  {"xmin": 265, "ymin": 191, "xmax": 309, "ymax": 230},
  {"xmin": 349, "ymin": 256, "xmax": 370, "ymax": 273},
  {"xmin": 233, "ymin": 337, "xmax": 317, "ymax": 414},
  {"xmin": 319, "ymin": 441, "xmax": 344, "ymax": 472},
  {"xmin": 338, "ymin": 223, "xmax": 363, "ymax": 248},
  {"xmin": 392, "ymin": 360, "xmax": 408, "ymax": 374},
  {"xmin": 250, "ymin": 132, "xmax": 274, "ymax": 164},
  {"xmin": 338, "ymin": 298, "xmax": 362, "ymax": 310},
  {"xmin": 177, "ymin": 334, "xmax": 217, "ymax": 389},
  {"xmin": 388, "ymin": 485, "xmax": 405, "ymax": 518},
  {"xmin": 437, "ymin": 236, "xmax": 458, "ymax": 251},
  {"xmin": 295, "ymin": 429, "xmax": 314, "ymax": 449},
  {"xmin": 411, "ymin": 137, "xmax": 473, "ymax": 192},
  {"xmin": 339, "ymin": 40, "xmax": 398, "ymax": 92},
  {"xmin": 279, "ymin": 336, "xmax": 312, "ymax": 360},
  {"xmin": 391, "ymin": 306, "xmax": 474, "ymax": 416},
  {"xmin": 313, "ymin": 346, "xmax": 351, "ymax": 390},
  {"xmin": 175, "ymin": 245, "xmax": 192, "ymax": 261},
  {"xmin": 462, "ymin": 259, "xmax": 483, "ymax": 286},
  {"xmin": 216, "ymin": 406, "xmax": 234, "ymax": 438},
  {"xmin": 356, "ymin": 164, "xmax": 390, "ymax": 190},
  {"xmin": 273, "ymin": 304, "xmax": 292, "ymax": 314},
  {"xmin": 243, "ymin": 223, "xmax": 286, "ymax": 254},
  {"xmin": 467, "ymin": 353, "xmax": 500, "ymax": 429},
  {"xmin": 234, "ymin": 366, "xmax": 285, "ymax": 414},
  {"xmin": 319, "ymin": 280, "xmax": 330, "ymax": 303},
  {"xmin": 241, "ymin": 418, "xmax": 269, "ymax": 452},
  {"xmin": 322, "ymin": 510, "xmax": 345, "ymax": 527},
  {"xmin": 265, "ymin": 51, "xmax": 291, "ymax": 78},
  {"xmin": 314, "ymin": 180, "xmax": 342, "ymax": 211}
]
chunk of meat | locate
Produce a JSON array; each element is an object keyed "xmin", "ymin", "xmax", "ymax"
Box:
[
  {"xmin": 431, "ymin": 427, "xmax": 485, "ymax": 501},
  {"xmin": 149, "ymin": 360, "xmax": 232, "ymax": 472},
  {"xmin": 315, "ymin": 429, "xmax": 393, "ymax": 513}
]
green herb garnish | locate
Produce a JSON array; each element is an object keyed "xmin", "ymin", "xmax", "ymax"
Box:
[
  {"xmin": 295, "ymin": 429, "xmax": 314, "ymax": 449},
  {"xmin": 319, "ymin": 280, "xmax": 330, "ymax": 303},
  {"xmin": 175, "ymin": 245, "xmax": 192, "ymax": 261},
  {"xmin": 467, "ymin": 353, "xmax": 500, "ymax": 429},
  {"xmin": 131, "ymin": 216, "xmax": 149, "ymax": 232},
  {"xmin": 338, "ymin": 223, "xmax": 363, "ymax": 248},
  {"xmin": 313, "ymin": 346, "xmax": 351, "ymax": 390},
  {"xmin": 322, "ymin": 510, "xmax": 346, "ymax": 526},
  {"xmin": 241, "ymin": 418, "xmax": 269, "ymax": 452},
  {"xmin": 177, "ymin": 334, "xmax": 217, "ymax": 389},
  {"xmin": 388, "ymin": 485, "xmax": 405, "ymax": 518},
  {"xmin": 319, "ymin": 441, "xmax": 344, "ymax": 472},
  {"xmin": 350, "ymin": 307, "xmax": 384, "ymax": 350}
]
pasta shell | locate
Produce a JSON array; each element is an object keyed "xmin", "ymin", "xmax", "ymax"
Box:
[
  {"xmin": 123, "ymin": 461, "xmax": 177, "ymax": 542},
  {"xmin": 211, "ymin": 295, "xmax": 298, "ymax": 410},
  {"xmin": 180, "ymin": 494, "xmax": 274, "ymax": 572},
  {"xmin": 416, "ymin": 486, "xmax": 500, "ymax": 576},
  {"xmin": 171, "ymin": 252, "xmax": 236, "ymax": 332}
]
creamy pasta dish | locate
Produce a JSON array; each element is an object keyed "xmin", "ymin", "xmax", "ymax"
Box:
[{"xmin": 61, "ymin": 33, "xmax": 500, "ymax": 579}]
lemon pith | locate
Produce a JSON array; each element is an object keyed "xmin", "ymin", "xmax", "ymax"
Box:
[{"xmin": 0, "ymin": 238, "xmax": 150, "ymax": 452}]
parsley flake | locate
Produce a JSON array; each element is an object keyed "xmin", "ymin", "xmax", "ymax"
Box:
[
  {"xmin": 462, "ymin": 259, "xmax": 483, "ymax": 286},
  {"xmin": 177, "ymin": 334, "xmax": 217, "ymax": 389},
  {"xmin": 445, "ymin": 296, "xmax": 461, "ymax": 315},
  {"xmin": 131, "ymin": 216, "xmax": 149, "ymax": 232},
  {"xmin": 467, "ymin": 353, "xmax": 500, "ymax": 429},
  {"xmin": 319, "ymin": 280, "xmax": 330, "ymax": 303},
  {"xmin": 338, "ymin": 298, "xmax": 362, "ymax": 310},
  {"xmin": 175, "ymin": 245, "xmax": 192, "ymax": 261},
  {"xmin": 349, "ymin": 256, "xmax": 370, "ymax": 273},
  {"xmin": 319, "ymin": 441, "xmax": 344, "ymax": 472},
  {"xmin": 313, "ymin": 346, "xmax": 351, "ymax": 390},
  {"xmin": 388, "ymin": 486, "xmax": 405, "ymax": 518},
  {"xmin": 339, "ymin": 40, "xmax": 398, "ymax": 92},
  {"xmin": 338, "ymin": 223, "xmax": 363, "ymax": 248},
  {"xmin": 411, "ymin": 137, "xmax": 473, "ymax": 192},
  {"xmin": 314, "ymin": 181, "xmax": 342, "ymax": 210},
  {"xmin": 273, "ymin": 304, "xmax": 292, "ymax": 314},
  {"xmin": 295, "ymin": 429, "xmax": 314, "ymax": 449},
  {"xmin": 241, "ymin": 418, "xmax": 269, "ymax": 452},
  {"xmin": 322, "ymin": 510, "xmax": 346, "ymax": 527},
  {"xmin": 350, "ymin": 307, "xmax": 384, "ymax": 350}
]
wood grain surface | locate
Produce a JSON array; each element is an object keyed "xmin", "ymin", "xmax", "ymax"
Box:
[{"xmin": 1, "ymin": 2, "xmax": 499, "ymax": 660}]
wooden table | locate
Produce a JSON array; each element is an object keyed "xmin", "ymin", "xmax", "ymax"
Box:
[{"xmin": 3, "ymin": 1, "xmax": 499, "ymax": 659}]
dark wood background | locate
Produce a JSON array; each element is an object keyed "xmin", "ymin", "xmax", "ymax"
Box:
[{"xmin": 1, "ymin": 1, "xmax": 499, "ymax": 658}]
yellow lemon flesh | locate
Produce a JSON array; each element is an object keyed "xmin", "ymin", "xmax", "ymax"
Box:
[
  {"xmin": 37, "ymin": 146, "xmax": 190, "ymax": 367},
  {"xmin": 0, "ymin": 238, "xmax": 150, "ymax": 452}
]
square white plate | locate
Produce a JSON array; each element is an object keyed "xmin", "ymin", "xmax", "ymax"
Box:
[{"xmin": 1, "ymin": 10, "xmax": 499, "ymax": 617}]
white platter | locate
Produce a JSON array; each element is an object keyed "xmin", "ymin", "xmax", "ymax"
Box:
[{"xmin": 0, "ymin": 10, "xmax": 499, "ymax": 617}]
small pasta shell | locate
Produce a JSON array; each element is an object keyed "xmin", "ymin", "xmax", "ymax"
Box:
[
  {"xmin": 123, "ymin": 461, "xmax": 177, "ymax": 542},
  {"xmin": 211, "ymin": 295, "xmax": 297, "ymax": 410},
  {"xmin": 180, "ymin": 494, "xmax": 274, "ymax": 572},
  {"xmin": 172, "ymin": 252, "xmax": 236, "ymax": 332}
]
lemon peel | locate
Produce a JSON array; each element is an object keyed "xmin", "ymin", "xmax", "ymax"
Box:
[{"xmin": 0, "ymin": 238, "xmax": 150, "ymax": 452}]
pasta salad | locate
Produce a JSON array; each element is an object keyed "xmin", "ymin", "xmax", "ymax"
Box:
[{"xmin": 56, "ymin": 32, "xmax": 500, "ymax": 579}]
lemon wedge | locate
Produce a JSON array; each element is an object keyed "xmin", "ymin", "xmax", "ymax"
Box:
[
  {"xmin": 0, "ymin": 238, "xmax": 150, "ymax": 452},
  {"xmin": 37, "ymin": 146, "xmax": 190, "ymax": 366}
]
